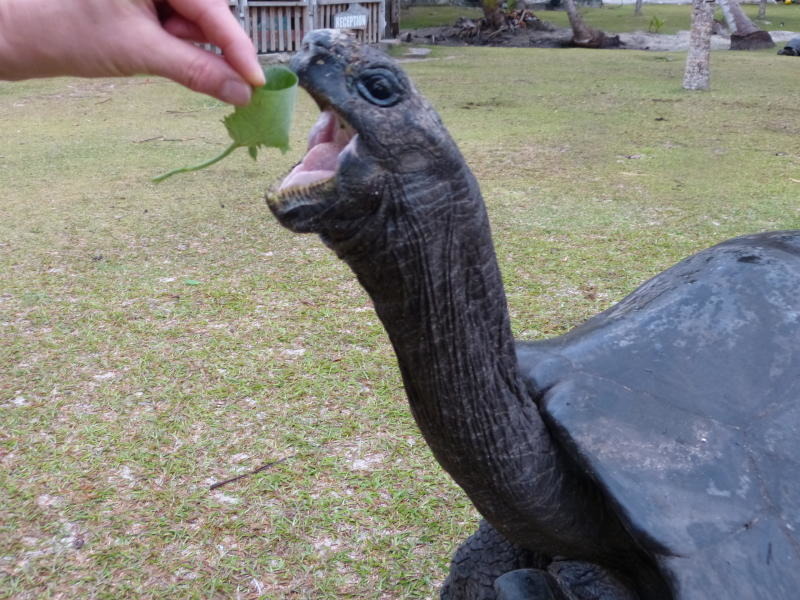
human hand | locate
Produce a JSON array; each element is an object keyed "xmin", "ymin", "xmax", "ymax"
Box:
[{"xmin": 0, "ymin": 0, "xmax": 265, "ymax": 105}]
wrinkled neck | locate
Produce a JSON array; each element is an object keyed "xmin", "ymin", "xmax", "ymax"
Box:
[
  {"xmin": 369, "ymin": 190, "xmax": 529, "ymax": 463},
  {"xmin": 335, "ymin": 167, "xmax": 644, "ymax": 567},
  {"xmin": 345, "ymin": 170, "xmax": 524, "ymax": 439},
  {"xmin": 341, "ymin": 169, "xmax": 557, "ymax": 526}
]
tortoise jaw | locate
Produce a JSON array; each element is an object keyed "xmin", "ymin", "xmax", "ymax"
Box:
[
  {"xmin": 267, "ymin": 107, "xmax": 358, "ymax": 232},
  {"xmin": 266, "ymin": 177, "xmax": 338, "ymax": 233}
]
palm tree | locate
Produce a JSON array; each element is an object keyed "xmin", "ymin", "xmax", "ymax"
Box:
[
  {"xmin": 683, "ymin": 0, "xmax": 716, "ymax": 90},
  {"xmin": 563, "ymin": 0, "xmax": 619, "ymax": 48},
  {"xmin": 481, "ymin": 0, "xmax": 505, "ymax": 31},
  {"xmin": 718, "ymin": 0, "xmax": 774, "ymax": 49}
]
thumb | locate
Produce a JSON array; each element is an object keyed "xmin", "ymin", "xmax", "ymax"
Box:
[{"xmin": 141, "ymin": 32, "xmax": 253, "ymax": 105}]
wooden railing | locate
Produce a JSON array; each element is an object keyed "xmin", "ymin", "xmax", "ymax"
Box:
[
  {"xmin": 244, "ymin": 1, "xmax": 309, "ymax": 53},
  {"xmin": 217, "ymin": 0, "xmax": 383, "ymax": 54}
]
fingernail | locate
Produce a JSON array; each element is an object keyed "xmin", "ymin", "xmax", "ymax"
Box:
[
  {"xmin": 220, "ymin": 79, "xmax": 252, "ymax": 105},
  {"xmin": 251, "ymin": 68, "xmax": 266, "ymax": 87}
]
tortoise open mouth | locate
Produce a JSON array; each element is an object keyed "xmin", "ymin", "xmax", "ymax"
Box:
[{"xmin": 272, "ymin": 107, "xmax": 357, "ymax": 201}]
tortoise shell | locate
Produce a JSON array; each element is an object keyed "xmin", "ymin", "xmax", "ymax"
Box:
[{"xmin": 517, "ymin": 231, "xmax": 800, "ymax": 597}]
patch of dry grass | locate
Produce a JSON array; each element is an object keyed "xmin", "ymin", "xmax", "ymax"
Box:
[{"xmin": 2, "ymin": 46, "xmax": 799, "ymax": 598}]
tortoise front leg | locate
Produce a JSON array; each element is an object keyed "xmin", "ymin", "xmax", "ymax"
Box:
[
  {"xmin": 494, "ymin": 563, "xmax": 639, "ymax": 600},
  {"xmin": 494, "ymin": 569, "xmax": 567, "ymax": 600},
  {"xmin": 440, "ymin": 520, "xmax": 544, "ymax": 600},
  {"xmin": 440, "ymin": 520, "xmax": 641, "ymax": 600}
]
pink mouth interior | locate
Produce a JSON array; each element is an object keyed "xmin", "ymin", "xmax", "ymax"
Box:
[{"xmin": 279, "ymin": 109, "xmax": 356, "ymax": 191}]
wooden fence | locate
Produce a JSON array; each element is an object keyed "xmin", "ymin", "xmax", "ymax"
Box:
[
  {"xmin": 240, "ymin": 1, "xmax": 307, "ymax": 53},
  {"xmin": 223, "ymin": 0, "xmax": 384, "ymax": 54},
  {"xmin": 314, "ymin": 0, "xmax": 384, "ymax": 45}
]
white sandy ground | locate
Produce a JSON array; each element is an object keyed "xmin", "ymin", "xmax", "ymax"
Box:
[{"xmin": 620, "ymin": 29, "xmax": 799, "ymax": 50}]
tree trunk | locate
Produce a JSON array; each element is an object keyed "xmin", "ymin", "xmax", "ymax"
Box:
[
  {"xmin": 634, "ymin": 0, "xmax": 644, "ymax": 17},
  {"xmin": 758, "ymin": 0, "xmax": 767, "ymax": 20},
  {"xmin": 386, "ymin": 0, "xmax": 400, "ymax": 38},
  {"xmin": 718, "ymin": 0, "xmax": 774, "ymax": 49},
  {"xmin": 683, "ymin": 0, "xmax": 716, "ymax": 90},
  {"xmin": 563, "ymin": 0, "xmax": 620, "ymax": 48}
]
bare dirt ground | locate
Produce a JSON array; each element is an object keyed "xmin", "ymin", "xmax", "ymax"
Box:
[{"xmin": 401, "ymin": 24, "xmax": 800, "ymax": 52}]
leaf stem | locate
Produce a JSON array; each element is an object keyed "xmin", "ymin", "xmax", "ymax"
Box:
[{"xmin": 152, "ymin": 142, "xmax": 239, "ymax": 183}]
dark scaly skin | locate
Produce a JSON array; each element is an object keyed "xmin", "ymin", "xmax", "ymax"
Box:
[{"xmin": 268, "ymin": 30, "xmax": 669, "ymax": 598}]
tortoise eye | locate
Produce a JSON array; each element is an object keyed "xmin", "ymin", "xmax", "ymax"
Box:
[{"xmin": 356, "ymin": 68, "xmax": 403, "ymax": 107}]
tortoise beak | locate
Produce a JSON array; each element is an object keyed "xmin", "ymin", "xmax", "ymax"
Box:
[{"xmin": 267, "ymin": 30, "xmax": 364, "ymax": 233}]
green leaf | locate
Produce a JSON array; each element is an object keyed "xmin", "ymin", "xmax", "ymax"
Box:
[
  {"xmin": 183, "ymin": 279, "xmax": 202, "ymax": 286},
  {"xmin": 153, "ymin": 66, "xmax": 298, "ymax": 183}
]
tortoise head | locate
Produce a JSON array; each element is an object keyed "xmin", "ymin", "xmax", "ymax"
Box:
[{"xmin": 267, "ymin": 30, "xmax": 471, "ymax": 252}]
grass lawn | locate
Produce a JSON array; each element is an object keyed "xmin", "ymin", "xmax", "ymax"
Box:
[
  {"xmin": 401, "ymin": 3, "xmax": 800, "ymax": 35},
  {"xmin": 2, "ymin": 45, "xmax": 799, "ymax": 598},
  {"xmin": 401, "ymin": 5, "xmax": 483, "ymax": 29}
]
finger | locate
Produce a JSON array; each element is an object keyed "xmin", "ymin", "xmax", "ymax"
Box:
[
  {"xmin": 168, "ymin": 0, "xmax": 264, "ymax": 87},
  {"xmin": 142, "ymin": 32, "xmax": 253, "ymax": 105},
  {"xmin": 163, "ymin": 15, "xmax": 208, "ymax": 43}
]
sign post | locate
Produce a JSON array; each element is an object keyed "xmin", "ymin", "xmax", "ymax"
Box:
[{"xmin": 333, "ymin": 3, "xmax": 369, "ymax": 31}]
